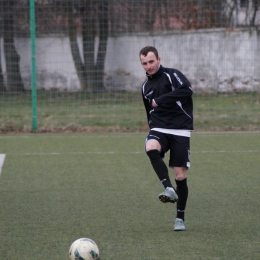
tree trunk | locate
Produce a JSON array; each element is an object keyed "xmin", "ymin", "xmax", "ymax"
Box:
[
  {"xmin": 80, "ymin": 3, "xmax": 96, "ymax": 93},
  {"xmin": 0, "ymin": 42, "xmax": 5, "ymax": 92},
  {"xmin": 3, "ymin": 1, "xmax": 25, "ymax": 92},
  {"xmin": 94, "ymin": 0, "xmax": 108, "ymax": 93},
  {"xmin": 67, "ymin": 2, "xmax": 87, "ymax": 90},
  {"xmin": 144, "ymin": 0, "xmax": 156, "ymax": 31},
  {"xmin": 250, "ymin": 0, "xmax": 260, "ymax": 27}
]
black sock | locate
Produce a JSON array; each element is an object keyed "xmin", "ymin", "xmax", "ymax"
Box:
[
  {"xmin": 146, "ymin": 149, "xmax": 172, "ymax": 188},
  {"xmin": 175, "ymin": 178, "xmax": 188, "ymax": 221}
]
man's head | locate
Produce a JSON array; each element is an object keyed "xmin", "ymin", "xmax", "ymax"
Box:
[{"xmin": 139, "ymin": 46, "xmax": 161, "ymax": 75}]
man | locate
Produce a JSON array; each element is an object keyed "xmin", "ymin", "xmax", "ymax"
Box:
[{"xmin": 139, "ymin": 46, "xmax": 193, "ymax": 231}]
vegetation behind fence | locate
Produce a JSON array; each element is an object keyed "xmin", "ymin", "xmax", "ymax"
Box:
[{"xmin": 0, "ymin": 0, "xmax": 259, "ymax": 132}]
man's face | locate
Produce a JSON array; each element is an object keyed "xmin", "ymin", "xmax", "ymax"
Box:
[{"xmin": 140, "ymin": 51, "xmax": 161, "ymax": 75}]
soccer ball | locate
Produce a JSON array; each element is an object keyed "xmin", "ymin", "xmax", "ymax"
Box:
[{"xmin": 69, "ymin": 238, "xmax": 100, "ymax": 260}]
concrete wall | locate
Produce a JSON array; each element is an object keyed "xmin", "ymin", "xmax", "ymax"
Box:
[{"xmin": 3, "ymin": 28, "xmax": 259, "ymax": 93}]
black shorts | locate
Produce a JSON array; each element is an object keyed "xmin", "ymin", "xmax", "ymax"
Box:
[{"xmin": 145, "ymin": 130, "xmax": 190, "ymax": 169}]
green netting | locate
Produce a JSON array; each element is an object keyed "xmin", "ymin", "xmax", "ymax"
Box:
[{"xmin": 0, "ymin": 0, "xmax": 259, "ymax": 132}]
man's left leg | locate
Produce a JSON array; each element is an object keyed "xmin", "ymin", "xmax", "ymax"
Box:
[
  {"xmin": 174, "ymin": 167, "xmax": 188, "ymax": 231},
  {"xmin": 169, "ymin": 135, "xmax": 190, "ymax": 231}
]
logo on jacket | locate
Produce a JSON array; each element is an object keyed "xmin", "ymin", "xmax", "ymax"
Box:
[{"xmin": 173, "ymin": 73, "xmax": 183, "ymax": 85}]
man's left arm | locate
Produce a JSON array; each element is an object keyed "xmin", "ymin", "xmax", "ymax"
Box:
[{"xmin": 153, "ymin": 71, "xmax": 193, "ymax": 107}]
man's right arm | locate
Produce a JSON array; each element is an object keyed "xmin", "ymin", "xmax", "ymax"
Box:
[{"xmin": 142, "ymin": 91, "xmax": 151, "ymax": 125}]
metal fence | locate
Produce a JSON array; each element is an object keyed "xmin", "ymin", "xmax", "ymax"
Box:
[{"xmin": 0, "ymin": 0, "xmax": 260, "ymax": 132}]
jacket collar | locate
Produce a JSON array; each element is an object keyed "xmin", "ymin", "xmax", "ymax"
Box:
[{"xmin": 146, "ymin": 65, "xmax": 164, "ymax": 79}]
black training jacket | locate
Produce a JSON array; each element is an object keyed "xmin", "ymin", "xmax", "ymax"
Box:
[{"xmin": 142, "ymin": 65, "xmax": 193, "ymax": 130}]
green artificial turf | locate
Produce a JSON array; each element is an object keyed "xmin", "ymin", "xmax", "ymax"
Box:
[{"xmin": 0, "ymin": 133, "xmax": 260, "ymax": 259}]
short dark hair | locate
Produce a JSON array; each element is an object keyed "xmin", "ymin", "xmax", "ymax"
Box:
[{"xmin": 139, "ymin": 46, "xmax": 159, "ymax": 59}]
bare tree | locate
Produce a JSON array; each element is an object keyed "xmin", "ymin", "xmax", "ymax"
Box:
[
  {"xmin": 61, "ymin": 0, "xmax": 108, "ymax": 92},
  {"xmin": 94, "ymin": 0, "xmax": 108, "ymax": 92},
  {"xmin": 224, "ymin": 0, "xmax": 239, "ymax": 27},
  {"xmin": 0, "ymin": 0, "xmax": 25, "ymax": 92},
  {"xmin": 80, "ymin": 1, "xmax": 96, "ymax": 92},
  {"xmin": 250, "ymin": 0, "xmax": 260, "ymax": 26},
  {"xmin": 0, "ymin": 7, "xmax": 5, "ymax": 92},
  {"xmin": 0, "ymin": 45, "xmax": 4, "ymax": 92},
  {"xmin": 144, "ymin": 0, "xmax": 156, "ymax": 31},
  {"xmin": 66, "ymin": 1, "xmax": 88, "ymax": 90},
  {"xmin": 224, "ymin": 0, "xmax": 260, "ymax": 27}
]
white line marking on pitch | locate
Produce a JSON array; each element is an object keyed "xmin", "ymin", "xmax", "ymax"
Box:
[
  {"xmin": 0, "ymin": 154, "xmax": 6, "ymax": 177},
  {"xmin": 5, "ymin": 150, "xmax": 260, "ymax": 156}
]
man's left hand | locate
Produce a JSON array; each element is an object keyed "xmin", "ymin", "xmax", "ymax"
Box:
[{"xmin": 152, "ymin": 99, "xmax": 158, "ymax": 107}]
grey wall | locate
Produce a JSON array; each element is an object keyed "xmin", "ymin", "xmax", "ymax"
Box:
[
  {"xmin": 3, "ymin": 28, "xmax": 259, "ymax": 93},
  {"xmin": 105, "ymin": 29, "xmax": 260, "ymax": 93}
]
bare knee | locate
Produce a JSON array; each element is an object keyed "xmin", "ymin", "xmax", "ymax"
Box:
[
  {"xmin": 174, "ymin": 167, "xmax": 187, "ymax": 181},
  {"xmin": 145, "ymin": 139, "xmax": 161, "ymax": 152}
]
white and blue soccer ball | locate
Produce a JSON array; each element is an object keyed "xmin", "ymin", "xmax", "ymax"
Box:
[{"xmin": 69, "ymin": 238, "xmax": 100, "ymax": 260}]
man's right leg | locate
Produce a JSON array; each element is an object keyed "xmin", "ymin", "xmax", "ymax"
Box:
[{"xmin": 146, "ymin": 139, "xmax": 178, "ymax": 203}]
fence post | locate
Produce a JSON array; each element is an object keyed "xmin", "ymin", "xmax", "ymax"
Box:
[{"xmin": 30, "ymin": 0, "xmax": 37, "ymax": 131}]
